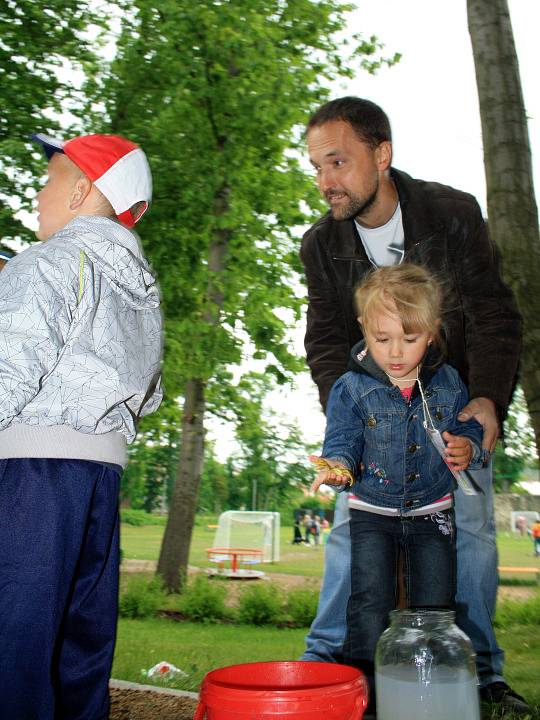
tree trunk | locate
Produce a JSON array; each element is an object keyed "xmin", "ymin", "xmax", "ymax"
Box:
[
  {"xmin": 467, "ymin": 0, "xmax": 540, "ymax": 452},
  {"xmin": 157, "ymin": 378, "xmax": 206, "ymax": 592},
  {"xmin": 157, "ymin": 186, "xmax": 231, "ymax": 593}
]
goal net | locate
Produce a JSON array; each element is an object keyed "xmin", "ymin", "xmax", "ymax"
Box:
[{"xmin": 212, "ymin": 511, "xmax": 280, "ymax": 562}]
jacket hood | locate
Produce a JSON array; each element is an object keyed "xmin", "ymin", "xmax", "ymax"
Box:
[
  {"xmin": 349, "ymin": 339, "xmax": 444, "ymax": 394},
  {"xmin": 53, "ymin": 216, "xmax": 160, "ymax": 311}
]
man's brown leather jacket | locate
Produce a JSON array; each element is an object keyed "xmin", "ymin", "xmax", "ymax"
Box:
[{"xmin": 300, "ymin": 168, "xmax": 522, "ymax": 414}]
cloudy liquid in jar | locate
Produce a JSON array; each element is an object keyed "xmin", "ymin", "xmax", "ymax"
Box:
[{"xmin": 375, "ymin": 665, "xmax": 480, "ymax": 720}]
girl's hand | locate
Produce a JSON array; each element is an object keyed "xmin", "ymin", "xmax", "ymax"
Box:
[
  {"xmin": 442, "ymin": 432, "xmax": 472, "ymax": 471},
  {"xmin": 308, "ymin": 455, "xmax": 353, "ymax": 493}
]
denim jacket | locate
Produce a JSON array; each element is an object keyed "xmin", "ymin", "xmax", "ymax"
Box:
[{"xmin": 322, "ymin": 342, "xmax": 484, "ymax": 512}]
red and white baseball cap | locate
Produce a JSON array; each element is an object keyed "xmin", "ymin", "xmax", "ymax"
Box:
[{"xmin": 32, "ymin": 133, "xmax": 152, "ymax": 227}]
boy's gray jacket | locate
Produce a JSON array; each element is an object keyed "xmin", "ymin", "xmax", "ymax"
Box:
[{"xmin": 0, "ymin": 216, "xmax": 162, "ymax": 467}]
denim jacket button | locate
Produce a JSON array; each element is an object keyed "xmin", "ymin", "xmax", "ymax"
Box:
[
  {"xmin": 367, "ymin": 415, "xmax": 377, "ymax": 428},
  {"xmin": 435, "ymin": 411, "xmax": 444, "ymax": 420},
  {"xmin": 408, "ymin": 443, "xmax": 418, "ymax": 453},
  {"xmin": 405, "ymin": 499, "xmax": 414, "ymax": 507},
  {"xmin": 407, "ymin": 473, "xmax": 416, "ymax": 483}
]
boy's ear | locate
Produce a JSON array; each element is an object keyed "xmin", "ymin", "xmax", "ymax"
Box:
[{"xmin": 69, "ymin": 176, "xmax": 92, "ymax": 211}]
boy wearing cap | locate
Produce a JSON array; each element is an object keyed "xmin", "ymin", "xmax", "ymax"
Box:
[{"xmin": 0, "ymin": 134, "xmax": 162, "ymax": 719}]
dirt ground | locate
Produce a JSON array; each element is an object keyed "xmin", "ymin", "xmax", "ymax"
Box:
[
  {"xmin": 110, "ymin": 687, "xmax": 198, "ymax": 720},
  {"xmin": 114, "ymin": 563, "xmax": 536, "ymax": 718}
]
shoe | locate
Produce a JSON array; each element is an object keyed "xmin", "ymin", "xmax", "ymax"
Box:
[{"xmin": 480, "ymin": 682, "xmax": 532, "ymax": 716}]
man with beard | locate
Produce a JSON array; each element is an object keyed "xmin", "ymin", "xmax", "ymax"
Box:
[{"xmin": 300, "ymin": 97, "xmax": 528, "ymax": 716}]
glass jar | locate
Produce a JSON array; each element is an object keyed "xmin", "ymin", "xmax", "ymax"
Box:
[{"xmin": 375, "ymin": 609, "xmax": 480, "ymax": 720}]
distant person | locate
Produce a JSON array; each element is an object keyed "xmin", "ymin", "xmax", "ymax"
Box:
[
  {"xmin": 516, "ymin": 514, "xmax": 527, "ymax": 537},
  {"xmin": 311, "ymin": 515, "xmax": 322, "ymax": 546},
  {"xmin": 532, "ymin": 519, "xmax": 540, "ymax": 557},
  {"xmin": 300, "ymin": 96, "xmax": 528, "ymax": 715},
  {"xmin": 0, "ymin": 133, "xmax": 163, "ymax": 719},
  {"xmin": 321, "ymin": 517, "xmax": 330, "ymax": 544},
  {"xmin": 293, "ymin": 516, "xmax": 305, "ymax": 544},
  {"xmin": 302, "ymin": 513, "xmax": 312, "ymax": 543},
  {"xmin": 310, "ymin": 264, "xmax": 483, "ymax": 715}
]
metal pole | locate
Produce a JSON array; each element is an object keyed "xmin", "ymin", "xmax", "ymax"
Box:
[{"xmin": 252, "ymin": 477, "xmax": 257, "ymax": 511}]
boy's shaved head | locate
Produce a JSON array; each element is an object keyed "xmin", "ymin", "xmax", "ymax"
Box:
[
  {"xmin": 36, "ymin": 154, "xmax": 115, "ymax": 241},
  {"xmin": 60, "ymin": 153, "xmax": 85, "ymax": 179}
]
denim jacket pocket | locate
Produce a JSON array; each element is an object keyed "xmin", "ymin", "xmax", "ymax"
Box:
[
  {"xmin": 364, "ymin": 412, "xmax": 392, "ymax": 451},
  {"xmin": 427, "ymin": 402, "xmax": 454, "ymax": 432}
]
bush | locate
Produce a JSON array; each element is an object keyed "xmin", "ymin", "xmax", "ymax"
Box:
[
  {"xmin": 119, "ymin": 576, "xmax": 166, "ymax": 619},
  {"xmin": 237, "ymin": 583, "xmax": 282, "ymax": 625},
  {"xmin": 285, "ymin": 588, "xmax": 319, "ymax": 627},
  {"xmin": 178, "ymin": 575, "xmax": 230, "ymax": 623},
  {"xmin": 120, "ymin": 509, "xmax": 167, "ymax": 526}
]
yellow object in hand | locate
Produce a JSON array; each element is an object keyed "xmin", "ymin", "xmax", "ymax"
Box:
[{"xmin": 311, "ymin": 457, "xmax": 355, "ymax": 488}]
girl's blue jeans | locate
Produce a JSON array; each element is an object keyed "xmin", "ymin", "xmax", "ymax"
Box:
[
  {"xmin": 342, "ymin": 507, "xmax": 455, "ymax": 684},
  {"xmin": 301, "ymin": 463, "xmax": 505, "ymax": 687}
]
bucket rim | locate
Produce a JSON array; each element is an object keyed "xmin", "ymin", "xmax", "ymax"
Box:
[
  {"xmin": 205, "ymin": 660, "xmax": 362, "ymax": 676},
  {"xmin": 202, "ymin": 660, "xmax": 366, "ymax": 694}
]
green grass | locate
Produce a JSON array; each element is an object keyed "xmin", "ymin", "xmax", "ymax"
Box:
[
  {"xmin": 494, "ymin": 622, "xmax": 540, "ymax": 716},
  {"xmin": 121, "ymin": 523, "xmax": 540, "ymax": 580},
  {"xmin": 112, "ymin": 618, "xmax": 306, "ymax": 693},
  {"xmin": 111, "ymin": 612, "xmax": 540, "ymax": 717},
  {"xmin": 496, "ymin": 533, "xmax": 540, "ymax": 583},
  {"xmin": 121, "ymin": 522, "xmax": 326, "ymax": 576},
  {"xmin": 117, "ymin": 523, "xmax": 540, "ymax": 716},
  {"xmin": 121, "ymin": 524, "xmax": 165, "ymax": 562}
]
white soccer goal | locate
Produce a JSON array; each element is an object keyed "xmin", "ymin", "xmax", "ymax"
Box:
[{"xmin": 212, "ymin": 511, "xmax": 280, "ymax": 562}]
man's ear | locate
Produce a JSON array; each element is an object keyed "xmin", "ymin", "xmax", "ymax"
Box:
[
  {"xmin": 375, "ymin": 140, "xmax": 392, "ymax": 172},
  {"xmin": 69, "ymin": 176, "xmax": 92, "ymax": 211}
]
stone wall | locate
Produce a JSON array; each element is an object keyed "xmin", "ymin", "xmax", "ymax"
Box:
[{"xmin": 494, "ymin": 493, "xmax": 540, "ymax": 531}]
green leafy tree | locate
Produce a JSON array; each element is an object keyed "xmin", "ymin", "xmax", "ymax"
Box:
[
  {"xmin": 121, "ymin": 401, "xmax": 180, "ymax": 511},
  {"xmin": 0, "ymin": 0, "xmax": 105, "ymax": 242},
  {"xmin": 197, "ymin": 445, "xmax": 230, "ymax": 515},
  {"xmin": 493, "ymin": 387, "xmax": 537, "ymax": 492},
  {"xmin": 82, "ymin": 0, "xmax": 397, "ymax": 591},
  {"xmin": 228, "ymin": 373, "xmax": 315, "ymax": 511}
]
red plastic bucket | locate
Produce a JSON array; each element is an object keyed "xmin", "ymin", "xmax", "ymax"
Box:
[{"xmin": 194, "ymin": 661, "xmax": 368, "ymax": 719}]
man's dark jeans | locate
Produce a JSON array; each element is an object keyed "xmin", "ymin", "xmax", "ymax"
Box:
[{"xmin": 343, "ymin": 507, "xmax": 455, "ymax": 697}]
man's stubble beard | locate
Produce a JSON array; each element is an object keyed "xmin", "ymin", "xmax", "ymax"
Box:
[{"xmin": 328, "ymin": 177, "xmax": 379, "ymax": 222}]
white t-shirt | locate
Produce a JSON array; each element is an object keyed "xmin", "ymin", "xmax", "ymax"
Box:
[{"xmin": 355, "ymin": 202, "xmax": 404, "ymax": 267}]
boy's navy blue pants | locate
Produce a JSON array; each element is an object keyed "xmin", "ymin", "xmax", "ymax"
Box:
[{"xmin": 0, "ymin": 458, "xmax": 121, "ymax": 720}]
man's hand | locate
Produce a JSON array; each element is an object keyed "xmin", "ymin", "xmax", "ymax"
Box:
[
  {"xmin": 457, "ymin": 396, "xmax": 499, "ymax": 453},
  {"xmin": 308, "ymin": 455, "xmax": 353, "ymax": 493},
  {"xmin": 442, "ymin": 432, "xmax": 473, "ymax": 471}
]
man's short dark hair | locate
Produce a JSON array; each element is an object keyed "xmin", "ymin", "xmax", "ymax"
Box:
[{"xmin": 307, "ymin": 97, "xmax": 392, "ymax": 149}]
